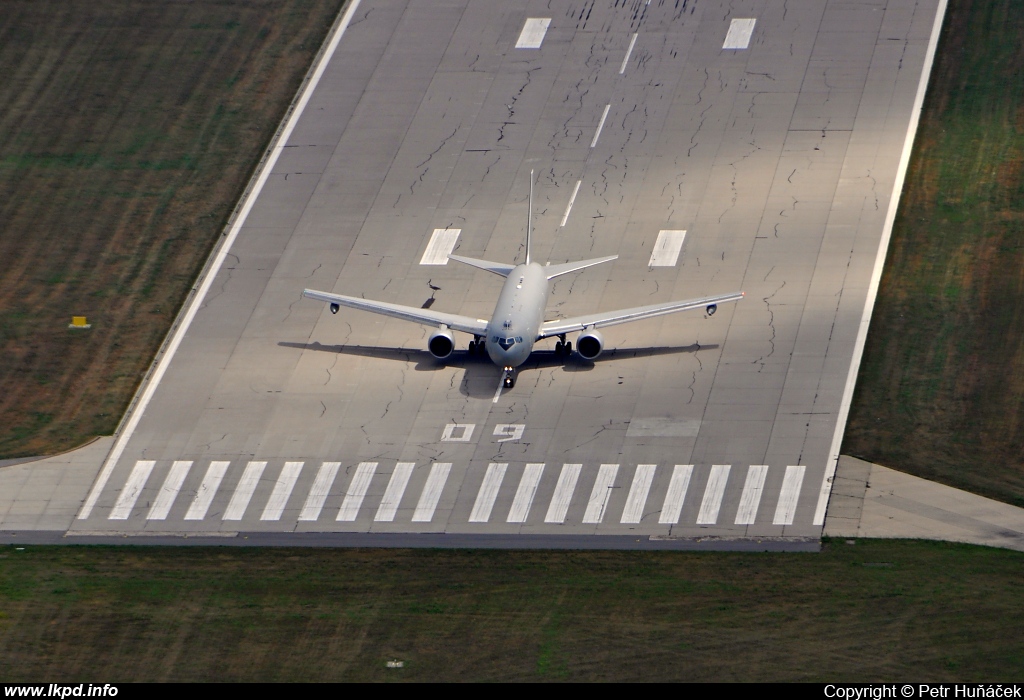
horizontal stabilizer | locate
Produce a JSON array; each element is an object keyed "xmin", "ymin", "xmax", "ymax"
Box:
[
  {"xmin": 448, "ymin": 254, "xmax": 515, "ymax": 277},
  {"xmin": 544, "ymin": 255, "xmax": 618, "ymax": 280}
]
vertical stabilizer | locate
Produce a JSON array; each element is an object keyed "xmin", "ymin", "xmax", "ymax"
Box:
[{"xmin": 526, "ymin": 170, "xmax": 533, "ymax": 265}]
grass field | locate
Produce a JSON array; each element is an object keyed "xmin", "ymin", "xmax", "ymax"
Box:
[
  {"xmin": 843, "ymin": 0, "xmax": 1024, "ymax": 507},
  {"xmin": 0, "ymin": 541, "xmax": 1021, "ymax": 681},
  {"xmin": 0, "ymin": 0, "xmax": 344, "ymax": 459}
]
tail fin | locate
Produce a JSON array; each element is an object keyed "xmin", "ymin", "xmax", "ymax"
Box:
[{"xmin": 526, "ymin": 169, "xmax": 533, "ymax": 265}]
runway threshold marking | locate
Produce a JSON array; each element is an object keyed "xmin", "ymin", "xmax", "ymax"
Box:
[
  {"xmin": 773, "ymin": 465, "xmax": 806, "ymax": 526},
  {"xmin": 298, "ymin": 461, "xmax": 340, "ymax": 521},
  {"xmin": 515, "ymin": 18, "xmax": 551, "ymax": 49},
  {"xmin": 109, "ymin": 460, "xmax": 155, "ymax": 520},
  {"xmin": 184, "ymin": 461, "xmax": 230, "ymax": 521},
  {"xmin": 590, "ymin": 104, "xmax": 610, "ymax": 148},
  {"xmin": 412, "ymin": 463, "xmax": 451, "ymax": 522},
  {"xmin": 734, "ymin": 464, "xmax": 769, "ymax": 525},
  {"xmin": 722, "ymin": 18, "xmax": 756, "ymax": 49},
  {"xmin": 76, "ymin": 0, "xmax": 366, "ymax": 521},
  {"xmin": 619, "ymin": 32, "xmax": 638, "ymax": 74},
  {"xmin": 224, "ymin": 461, "xmax": 267, "ymax": 521},
  {"xmin": 620, "ymin": 464, "xmax": 656, "ymax": 524},
  {"xmin": 147, "ymin": 460, "xmax": 193, "ymax": 521},
  {"xmin": 337, "ymin": 462, "xmax": 377, "ymax": 522},
  {"xmin": 658, "ymin": 464, "xmax": 693, "ymax": 524},
  {"xmin": 696, "ymin": 464, "xmax": 730, "ymax": 525},
  {"xmin": 420, "ymin": 228, "xmax": 461, "ymax": 265},
  {"xmin": 375, "ymin": 462, "xmax": 415, "ymax": 522},
  {"xmin": 261, "ymin": 461, "xmax": 304, "ymax": 521},
  {"xmin": 648, "ymin": 230, "xmax": 687, "ymax": 267},
  {"xmin": 582, "ymin": 464, "xmax": 619, "ymax": 524},
  {"xmin": 469, "ymin": 463, "xmax": 507, "ymax": 522},
  {"xmin": 544, "ymin": 464, "xmax": 582, "ymax": 523},
  {"xmin": 560, "ymin": 179, "xmax": 582, "ymax": 226},
  {"xmin": 507, "ymin": 463, "xmax": 544, "ymax": 523}
]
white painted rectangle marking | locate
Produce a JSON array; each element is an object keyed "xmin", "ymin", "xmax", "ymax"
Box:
[
  {"xmin": 184, "ymin": 461, "xmax": 230, "ymax": 521},
  {"xmin": 515, "ymin": 17, "xmax": 551, "ymax": 49},
  {"xmin": 261, "ymin": 461, "xmax": 304, "ymax": 521},
  {"xmin": 735, "ymin": 465, "xmax": 769, "ymax": 525},
  {"xmin": 648, "ymin": 230, "xmax": 686, "ymax": 267},
  {"xmin": 469, "ymin": 463, "xmax": 507, "ymax": 523},
  {"xmin": 658, "ymin": 465, "xmax": 693, "ymax": 524},
  {"xmin": 298, "ymin": 461, "xmax": 340, "ymax": 522},
  {"xmin": 544, "ymin": 464, "xmax": 581, "ymax": 523},
  {"xmin": 582, "ymin": 464, "xmax": 619, "ymax": 524},
  {"xmin": 723, "ymin": 18, "xmax": 756, "ymax": 49},
  {"xmin": 507, "ymin": 463, "xmax": 544, "ymax": 523},
  {"xmin": 774, "ymin": 465, "xmax": 806, "ymax": 525},
  {"xmin": 109, "ymin": 460, "xmax": 155, "ymax": 520},
  {"xmin": 337, "ymin": 462, "xmax": 377, "ymax": 522},
  {"xmin": 412, "ymin": 463, "xmax": 451, "ymax": 522},
  {"xmin": 147, "ymin": 460, "xmax": 192, "ymax": 520},
  {"xmin": 696, "ymin": 464, "xmax": 731, "ymax": 525},
  {"xmin": 560, "ymin": 180, "xmax": 582, "ymax": 227},
  {"xmin": 375, "ymin": 462, "xmax": 415, "ymax": 522},
  {"xmin": 620, "ymin": 464, "xmax": 656, "ymax": 524},
  {"xmin": 419, "ymin": 228, "xmax": 461, "ymax": 265},
  {"xmin": 223, "ymin": 461, "xmax": 267, "ymax": 521},
  {"xmin": 590, "ymin": 104, "xmax": 610, "ymax": 148},
  {"xmin": 619, "ymin": 32, "xmax": 638, "ymax": 73}
]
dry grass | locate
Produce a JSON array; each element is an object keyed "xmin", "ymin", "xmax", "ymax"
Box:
[{"xmin": 0, "ymin": 0, "xmax": 344, "ymax": 458}]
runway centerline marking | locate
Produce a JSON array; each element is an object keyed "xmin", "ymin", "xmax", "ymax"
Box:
[
  {"xmin": 412, "ymin": 463, "xmax": 451, "ymax": 522},
  {"xmin": 722, "ymin": 18, "xmax": 756, "ymax": 49},
  {"xmin": 492, "ymin": 377, "xmax": 504, "ymax": 403},
  {"xmin": 658, "ymin": 464, "xmax": 693, "ymax": 524},
  {"xmin": 184, "ymin": 461, "xmax": 230, "ymax": 521},
  {"xmin": 590, "ymin": 104, "xmax": 610, "ymax": 148},
  {"xmin": 515, "ymin": 18, "xmax": 551, "ymax": 49},
  {"xmin": 560, "ymin": 179, "xmax": 582, "ymax": 227},
  {"xmin": 697, "ymin": 465, "xmax": 731, "ymax": 525},
  {"xmin": 648, "ymin": 230, "xmax": 687, "ymax": 267},
  {"xmin": 224, "ymin": 461, "xmax": 266, "ymax": 521},
  {"xmin": 545, "ymin": 464, "xmax": 582, "ymax": 523},
  {"xmin": 261, "ymin": 461, "xmax": 304, "ymax": 521},
  {"xmin": 582, "ymin": 464, "xmax": 619, "ymax": 524},
  {"xmin": 735, "ymin": 465, "xmax": 769, "ymax": 525},
  {"xmin": 375, "ymin": 462, "xmax": 415, "ymax": 522},
  {"xmin": 298, "ymin": 461, "xmax": 340, "ymax": 521},
  {"xmin": 507, "ymin": 463, "xmax": 544, "ymax": 523},
  {"xmin": 774, "ymin": 465, "xmax": 806, "ymax": 526},
  {"xmin": 469, "ymin": 463, "xmax": 507, "ymax": 522},
  {"xmin": 420, "ymin": 228, "xmax": 461, "ymax": 265},
  {"xmin": 337, "ymin": 462, "xmax": 377, "ymax": 522},
  {"xmin": 619, "ymin": 32, "xmax": 638, "ymax": 74},
  {"xmin": 109, "ymin": 460, "xmax": 155, "ymax": 520},
  {"xmin": 147, "ymin": 460, "xmax": 193, "ymax": 521}
]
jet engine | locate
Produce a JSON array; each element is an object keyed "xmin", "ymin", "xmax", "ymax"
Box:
[
  {"xmin": 427, "ymin": 328, "xmax": 455, "ymax": 359},
  {"xmin": 576, "ymin": 329, "xmax": 604, "ymax": 360}
]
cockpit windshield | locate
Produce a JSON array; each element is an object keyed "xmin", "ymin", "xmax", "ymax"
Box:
[{"xmin": 498, "ymin": 337, "xmax": 516, "ymax": 350}]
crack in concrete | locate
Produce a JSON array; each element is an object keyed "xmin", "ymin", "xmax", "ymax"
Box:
[{"xmin": 754, "ymin": 281, "xmax": 786, "ymax": 372}]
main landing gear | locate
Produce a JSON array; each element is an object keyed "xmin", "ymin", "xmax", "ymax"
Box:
[
  {"xmin": 553, "ymin": 334, "xmax": 572, "ymax": 357},
  {"xmin": 503, "ymin": 366, "xmax": 516, "ymax": 388},
  {"xmin": 468, "ymin": 337, "xmax": 484, "ymax": 355}
]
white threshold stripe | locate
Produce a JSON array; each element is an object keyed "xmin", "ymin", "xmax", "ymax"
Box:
[
  {"xmin": 648, "ymin": 230, "xmax": 686, "ymax": 267},
  {"xmin": 184, "ymin": 461, "xmax": 230, "ymax": 521},
  {"xmin": 224, "ymin": 461, "xmax": 267, "ymax": 521},
  {"xmin": 337, "ymin": 462, "xmax": 377, "ymax": 522},
  {"xmin": 619, "ymin": 32, "xmax": 638, "ymax": 74},
  {"xmin": 774, "ymin": 465, "xmax": 806, "ymax": 526},
  {"xmin": 147, "ymin": 460, "xmax": 193, "ymax": 520},
  {"xmin": 109, "ymin": 460, "xmax": 155, "ymax": 520},
  {"xmin": 620, "ymin": 464, "xmax": 656, "ymax": 524},
  {"xmin": 412, "ymin": 463, "xmax": 451, "ymax": 522},
  {"xmin": 375, "ymin": 462, "xmax": 415, "ymax": 522},
  {"xmin": 658, "ymin": 465, "xmax": 693, "ymax": 524},
  {"xmin": 544, "ymin": 464, "xmax": 582, "ymax": 523},
  {"xmin": 515, "ymin": 17, "xmax": 551, "ymax": 49},
  {"xmin": 76, "ymin": 0, "xmax": 365, "ymax": 521},
  {"xmin": 469, "ymin": 463, "xmax": 507, "ymax": 522},
  {"xmin": 722, "ymin": 18, "xmax": 756, "ymax": 49},
  {"xmin": 261, "ymin": 461, "xmax": 304, "ymax": 521},
  {"xmin": 590, "ymin": 104, "xmax": 610, "ymax": 148},
  {"xmin": 696, "ymin": 464, "xmax": 731, "ymax": 525},
  {"xmin": 734, "ymin": 464, "xmax": 769, "ymax": 525},
  {"xmin": 560, "ymin": 180, "xmax": 582, "ymax": 227},
  {"xmin": 815, "ymin": 0, "xmax": 950, "ymax": 526},
  {"xmin": 419, "ymin": 228, "xmax": 461, "ymax": 265},
  {"xmin": 298, "ymin": 461, "xmax": 340, "ymax": 522},
  {"xmin": 507, "ymin": 463, "xmax": 544, "ymax": 523},
  {"xmin": 582, "ymin": 464, "xmax": 619, "ymax": 524}
]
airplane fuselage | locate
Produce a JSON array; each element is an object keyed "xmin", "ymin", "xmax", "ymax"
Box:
[{"xmin": 484, "ymin": 262, "xmax": 549, "ymax": 368}]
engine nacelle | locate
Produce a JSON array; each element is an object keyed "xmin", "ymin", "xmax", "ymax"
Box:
[
  {"xmin": 427, "ymin": 328, "xmax": 455, "ymax": 359},
  {"xmin": 576, "ymin": 329, "xmax": 604, "ymax": 360}
]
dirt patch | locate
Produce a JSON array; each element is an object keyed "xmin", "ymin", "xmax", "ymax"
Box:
[{"xmin": 0, "ymin": 0, "xmax": 345, "ymax": 457}]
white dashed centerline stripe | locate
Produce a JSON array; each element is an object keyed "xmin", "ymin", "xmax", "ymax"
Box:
[
  {"xmin": 582, "ymin": 464, "xmax": 619, "ymax": 524},
  {"xmin": 76, "ymin": 0, "xmax": 366, "ymax": 520},
  {"xmin": 337, "ymin": 462, "xmax": 377, "ymax": 522},
  {"xmin": 696, "ymin": 465, "xmax": 731, "ymax": 525},
  {"xmin": 469, "ymin": 463, "xmax": 507, "ymax": 523},
  {"xmin": 412, "ymin": 463, "xmax": 451, "ymax": 522},
  {"xmin": 648, "ymin": 230, "xmax": 687, "ymax": 267},
  {"xmin": 560, "ymin": 180, "xmax": 582, "ymax": 227},
  {"xmin": 261, "ymin": 461, "xmax": 304, "ymax": 521},
  {"xmin": 298, "ymin": 461, "xmax": 340, "ymax": 522},
  {"xmin": 223, "ymin": 461, "xmax": 266, "ymax": 521},
  {"xmin": 658, "ymin": 465, "xmax": 693, "ymax": 524},
  {"xmin": 184, "ymin": 461, "xmax": 230, "ymax": 521},
  {"xmin": 147, "ymin": 460, "xmax": 193, "ymax": 520},
  {"xmin": 723, "ymin": 18, "xmax": 756, "ymax": 49},
  {"xmin": 375, "ymin": 462, "xmax": 415, "ymax": 522},
  {"xmin": 109, "ymin": 460, "xmax": 155, "ymax": 520},
  {"xmin": 620, "ymin": 464, "xmax": 656, "ymax": 524},
  {"xmin": 734, "ymin": 465, "xmax": 769, "ymax": 525},
  {"xmin": 507, "ymin": 463, "xmax": 544, "ymax": 523},
  {"xmin": 590, "ymin": 104, "xmax": 610, "ymax": 148},
  {"xmin": 515, "ymin": 18, "xmax": 551, "ymax": 49},
  {"xmin": 419, "ymin": 228, "xmax": 461, "ymax": 265},
  {"xmin": 544, "ymin": 464, "xmax": 582, "ymax": 523},
  {"xmin": 619, "ymin": 32, "xmax": 638, "ymax": 74},
  {"xmin": 774, "ymin": 465, "xmax": 806, "ymax": 526}
]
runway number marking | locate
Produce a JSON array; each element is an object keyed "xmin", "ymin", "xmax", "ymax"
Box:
[
  {"xmin": 494, "ymin": 424, "xmax": 525, "ymax": 442},
  {"xmin": 648, "ymin": 230, "xmax": 687, "ymax": 267},
  {"xmin": 441, "ymin": 423, "xmax": 475, "ymax": 442},
  {"xmin": 420, "ymin": 228, "xmax": 461, "ymax": 265},
  {"xmin": 515, "ymin": 18, "xmax": 551, "ymax": 49},
  {"xmin": 723, "ymin": 18, "xmax": 756, "ymax": 50}
]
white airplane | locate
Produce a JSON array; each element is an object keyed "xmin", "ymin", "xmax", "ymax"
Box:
[{"xmin": 304, "ymin": 173, "xmax": 744, "ymax": 388}]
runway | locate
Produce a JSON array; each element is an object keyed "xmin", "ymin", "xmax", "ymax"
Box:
[{"xmin": 65, "ymin": 0, "xmax": 944, "ymax": 543}]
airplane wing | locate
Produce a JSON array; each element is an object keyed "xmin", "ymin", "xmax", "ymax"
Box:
[
  {"xmin": 303, "ymin": 289, "xmax": 489, "ymax": 336},
  {"xmin": 539, "ymin": 291, "xmax": 744, "ymax": 338}
]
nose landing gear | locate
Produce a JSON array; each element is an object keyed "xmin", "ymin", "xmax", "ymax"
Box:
[{"xmin": 503, "ymin": 366, "xmax": 516, "ymax": 388}]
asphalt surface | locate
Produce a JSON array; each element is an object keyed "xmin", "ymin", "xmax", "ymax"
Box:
[{"xmin": 51, "ymin": 0, "xmax": 944, "ymax": 546}]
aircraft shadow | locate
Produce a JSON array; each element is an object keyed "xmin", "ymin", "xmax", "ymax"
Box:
[{"xmin": 279, "ymin": 340, "xmax": 718, "ymax": 399}]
